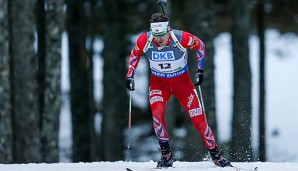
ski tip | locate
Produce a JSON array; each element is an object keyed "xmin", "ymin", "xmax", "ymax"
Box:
[
  {"xmin": 254, "ymin": 167, "xmax": 258, "ymax": 171},
  {"xmin": 126, "ymin": 168, "xmax": 133, "ymax": 171}
]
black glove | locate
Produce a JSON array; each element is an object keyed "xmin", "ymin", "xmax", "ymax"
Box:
[
  {"xmin": 194, "ymin": 69, "xmax": 204, "ymax": 86},
  {"xmin": 126, "ymin": 77, "xmax": 135, "ymax": 91}
]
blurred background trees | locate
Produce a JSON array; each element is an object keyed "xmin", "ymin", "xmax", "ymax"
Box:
[
  {"xmin": 66, "ymin": 0, "xmax": 96, "ymax": 162},
  {"xmin": 37, "ymin": 0, "xmax": 64, "ymax": 162},
  {"xmin": 9, "ymin": 0, "xmax": 41, "ymax": 163},
  {"xmin": 0, "ymin": 0, "xmax": 297, "ymax": 163},
  {"xmin": 230, "ymin": 0, "xmax": 253, "ymax": 162}
]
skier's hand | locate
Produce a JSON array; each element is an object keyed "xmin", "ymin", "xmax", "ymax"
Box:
[
  {"xmin": 126, "ymin": 77, "xmax": 135, "ymax": 91},
  {"xmin": 194, "ymin": 69, "xmax": 204, "ymax": 86}
]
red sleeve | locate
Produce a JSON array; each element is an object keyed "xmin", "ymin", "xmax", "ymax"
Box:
[
  {"xmin": 126, "ymin": 33, "xmax": 148, "ymax": 78},
  {"xmin": 180, "ymin": 31, "xmax": 206, "ymax": 71},
  {"xmin": 180, "ymin": 31, "xmax": 203, "ymax": 50}
]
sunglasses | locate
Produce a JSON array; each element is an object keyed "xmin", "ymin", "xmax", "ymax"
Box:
[{"xmin": 151, "ymin": 31, "xmax": 167, "ymax": 37}]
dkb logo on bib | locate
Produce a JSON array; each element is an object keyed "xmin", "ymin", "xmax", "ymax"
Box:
[{"xmin": 152, "ymin": 51, "xmax": 175, "ymax": 61}]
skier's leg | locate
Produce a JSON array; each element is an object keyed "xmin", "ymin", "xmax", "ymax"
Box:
[
  {"xmin": 173, "ymin": 78, "xmax": 217, "ymax": 149},
  {"xmin": 173, "ymin": 78, "xmax": 230, "ymax": 167},
  {"xmin": 149, "ymin": 79, "xmax": 171, "ymax": 143},
  {"xmin": 149, "ymin": 79, "xmax": 173, "ymax": 168}
]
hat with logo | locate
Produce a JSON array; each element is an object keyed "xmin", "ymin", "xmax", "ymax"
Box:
[{"xmin": 150, "ymin": 21, "xmax": 169, "ymax": 37}]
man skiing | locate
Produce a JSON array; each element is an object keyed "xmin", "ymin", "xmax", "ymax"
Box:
[{"xmin": 125, "ymin": 13, "xmax": 230, "ymax": 168}]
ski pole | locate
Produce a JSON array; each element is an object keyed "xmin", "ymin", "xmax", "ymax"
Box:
[
  {"xmin": 157, "ymin": 0, "xmax": 167, "ymax": 15},
  {"xmin": 198, "ymin": 86, "xmax": 205, "ymax": 112},
  {"xmin": 127, "ymin": 91, "xmax": 132, "ymax": 149}
]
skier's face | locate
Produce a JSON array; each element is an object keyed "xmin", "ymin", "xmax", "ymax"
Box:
[{"xmin": 153, "ymin": 32, "xmax": 170, "ymax": 46}]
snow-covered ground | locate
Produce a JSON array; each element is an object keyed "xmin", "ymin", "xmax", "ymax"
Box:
[{"xmin": 1, "ymin": 161, "xmax": 298, "ymax": 171}]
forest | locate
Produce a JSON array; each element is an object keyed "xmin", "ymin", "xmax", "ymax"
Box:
[{"xmin": 0, "ymin": 0, "xmax": 297, "ymax": 164}]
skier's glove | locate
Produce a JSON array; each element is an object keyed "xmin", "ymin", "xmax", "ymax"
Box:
[
  {"xmin": 194, "ymin": 69, "xmax": 204, "ymax": 86},
  {"xmin": 126, "ymin": 77, "xmax": 135, "ymax": 91}
]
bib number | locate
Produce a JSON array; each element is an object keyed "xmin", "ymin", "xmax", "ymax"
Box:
[{"xmin": 158, "ymin": 63, "xmax": 171, "ymax": 69}]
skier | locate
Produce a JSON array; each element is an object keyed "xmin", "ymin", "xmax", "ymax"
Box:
[{"xmin": 125, "ymin": 13, "xmax": 230, "ymax": 168}]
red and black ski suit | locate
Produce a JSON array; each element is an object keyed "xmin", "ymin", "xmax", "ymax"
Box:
[{"xmin": 126, "ymin": 29, "xmax": 217, "ymax": 150}]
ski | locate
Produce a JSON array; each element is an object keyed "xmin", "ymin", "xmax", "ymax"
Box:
[
  {"xmin": 155, "ymin": 166, "xmax": 175, "ymax": 169},
  {"xmin": 125, "ymin": 167, "xmax": 158, "ymax": 171},
  {"xmin": 126, "ymin": 168, "xmax": 155, "ymax": 171},
  {"xmin": 230, "ymin": 164, "xmax": 258, "ymax": 171},
  {"xmin": 126, "ymin": 166, "xmax": 175, "ymax": 171},
  {"xmin": 127, "ymin": 165, "xmax": 257, "ymax": 171}
]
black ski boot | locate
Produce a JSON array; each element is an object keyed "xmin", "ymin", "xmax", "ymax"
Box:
[
  {"xmin": 156, "ymin": 142, "xmax": 173, "ymax": 168},
  {"xmin": 209, "ymin": 148, "xmax": 231, "ymax": 167}
]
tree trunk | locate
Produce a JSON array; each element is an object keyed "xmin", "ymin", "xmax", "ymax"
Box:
[
  {"xmin": 10, "ymin": 0, "xmax": 41, "ymax": 163},
  {"xmin": 66, "ymin": 0, "xmax": 95, "ymax": 162},
  {"xmin": 0, "ymin": 0, "xmax": 13, "ymax": 163},
  {"xmin": 230, "ymin": 0, "xmax": 253, "ymax": 162},
  {"xmin": 38, "ymin": 0, "xmax": 64, "ymax": 162},
  {"xmin": 257, "ymin": 0, "xmax": 266, "ymax": 162},
  {"xmin": 101, "ymin": 0, "xmax": 129, "ymax": 161}
]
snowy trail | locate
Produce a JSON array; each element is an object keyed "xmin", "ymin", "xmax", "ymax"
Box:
[{"xmin": 1, "ymin": 161, "xmax": 298, "ymax": 171}]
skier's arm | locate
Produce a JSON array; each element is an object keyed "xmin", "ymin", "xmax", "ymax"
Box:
[
  {"xmin": 180, "ymin": 31, "xmax": 205, "ymax": 71},
  {"xmin": 126, "ymin": 33, "xmax": 147, "ymax": 78},
  {"xmin": 181, "ymin": 31, "xmax": 205, "ymax": 86}
]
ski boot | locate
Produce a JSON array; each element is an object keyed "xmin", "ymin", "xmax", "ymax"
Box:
[
  {"xmin": 156, "ymin": 142, "xmax": 173, "ymax": 168},
  {"xmin": 209, "ymin": 148, "xmax": 231, "ymax": 167}
]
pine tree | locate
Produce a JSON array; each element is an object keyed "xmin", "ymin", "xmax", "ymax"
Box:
[
  {"xmin": 38, "ymin": 0, "xmax": 64, "ymax": 162},
  {"xmin": 10, "ymin": 0, "xmax": 41, "ymax": 163},
  {"xmin": 66, "ymin": 0, "xmax": 96, "ymax": 162},
  {"xmin": 100, "ymin": 0, "xmax": 129, "ymax": 161},
  {"xmin": 230, "ymin": 0, "xmax": 253, "ymax": 162},
  {"xmin": 0, "ymin": 0, "xmax": 13, "ymax": 163}
]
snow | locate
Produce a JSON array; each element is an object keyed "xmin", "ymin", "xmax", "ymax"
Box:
[
  {"xmin": 1, "ymin": 161, "xmax": 298, "ymax": 171},
  {"xmin": 2, "ymin": 30, "xmax": 298, "ymax": 170}
]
